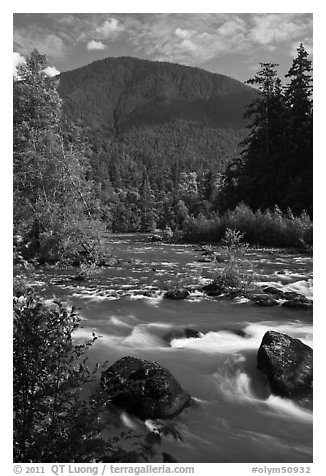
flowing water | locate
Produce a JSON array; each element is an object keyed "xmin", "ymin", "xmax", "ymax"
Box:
[{"xmin": 32, "ymin": 234, "xmax": 313, "ymax": 463}]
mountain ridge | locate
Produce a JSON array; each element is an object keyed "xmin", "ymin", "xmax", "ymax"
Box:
[{"xmin": 57, "ymin": 55, "xmax": 258, "ymax": 137}]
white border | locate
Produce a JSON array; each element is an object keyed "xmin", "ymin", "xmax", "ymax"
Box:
[{"xmin": 4, "ymin": 2, "xmax": 324, "ymax": 474}]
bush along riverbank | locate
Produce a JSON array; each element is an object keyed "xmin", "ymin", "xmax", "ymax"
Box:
[{"xmin": 177, "ymin": 203, "xmax": 312, "ymax": 250}]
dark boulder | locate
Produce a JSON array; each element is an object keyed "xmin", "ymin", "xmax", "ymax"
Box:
[
  {"xmin": 101, "ymin": 356, "xmax": 191, "ymax": 419},
  {"xmin": 262, "ymin": 286, "xmax": 287, "ymax": 299},
  {"xmin": 201, "ymin": 281, "xmax": 221, "ymax": 293},
  {"xmin": 205, "ymin": 290, "xmax": 222, "ymax": 297},
  {"xmin": 197, "ymin": 257, "xmax": 213, "ymax": 263},
  {"xmin": 164, "ymin": 288, "xmax": 190, "ymax": 300},
  {"xmin": 163, "ymin": 327, "xmax": 202, "ymax": 345},
  {"xmin": 201, "ymin": 250, "xmax": 215, "ymax": 256},
  {"xmin": 283, "ymin": 291, "xmax": 306, "ymax": 300},
  {"xmin": 254, "ymin": 294, "xmax": 279, "ymax": 307},
  {"xmin": 282, "ymin": 295, "xmax": 312, "ymax": 310},
  {"xmin": 184, "ymin": 328, "xmax": 202, "ymax": 339},
  {"xmin": 230, "ymin": 328, "xmax": 247, "ymax": 338},
  {"xmin": 257, "ymin": 331, "xmax": 313, "ymax": 397},
  {"xmin": 150, "ymin": 234, "xmax": 163, "ymax": 242}
]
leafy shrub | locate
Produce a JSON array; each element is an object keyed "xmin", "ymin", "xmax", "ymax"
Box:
[
  {"xmin": 77, "ymin": 262, "xmax": 102, "ymax": 280},
  {"xmin": 181, "ymin": 203, "xmax": 313, "ymax": 248},
  {"xmin": 13, "ymin": 288, "xmax": 104, "ymax": 462},
  {"xmin": 180, "ymin": 212, "xmax": 226, "ymax": 243},
  {"xmin": 212, "ymin": 228, "xmax": 255, "ymax": 291},
  {"xmin": 17, "ymin": 204, "xmax": 112, "ymax": 266}
]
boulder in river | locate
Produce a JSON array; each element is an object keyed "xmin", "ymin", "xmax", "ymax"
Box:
[
  {"xmin": 149, "ymin": 234, "xmax": 163, "ymax": 242},
  {"xmin": 282, "ymin": 297, "xmax": 313, "ymax": 310},
  {"xmin": 164, "ymin": 327, "xmax": 202, "ymax": 344},
  {"xmin": 262, "ymin": 286, "xmax": 287, "ymax": 299},
  {"xmin": 201, "ymin": 281, "xmax": 221, "ymax": 293},
  {"xmin": 101, "ymin": 356, "xmax": 191, "ymax": 419},
  {"xmin": 253, "ymin": 294, "xmax": 279, "ymax": 307},
  {"xmin": 164, "ymin": 288, "xmax": 190, "ymax": 300},
  {"xmin": 197, "ymin": 257, "xmax": 213, "ymax": 263},
  {"xmin": 257, "ymin": 331, "xmax": 313, "ymax": 398},
  {"xmin": 184, "ymin": 328, "xmax": 202, "ymax": 339}
]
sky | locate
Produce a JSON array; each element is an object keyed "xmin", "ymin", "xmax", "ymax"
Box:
[{"xmin": 13, "ymin": 12, "xmax": 313, "ymax": 83}]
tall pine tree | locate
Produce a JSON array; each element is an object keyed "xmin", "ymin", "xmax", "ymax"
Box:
[
  {"xmin": 219, "ymin": 47, "xmax": 312, "ymax": 216},
  {"xmin": 283, "ymin": 43, "xmax": 313, "ymax": 215}
]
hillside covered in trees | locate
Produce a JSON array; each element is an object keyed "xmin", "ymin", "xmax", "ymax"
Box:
[{"xmin": 54, "ymin": 57, "xmax": 257, "ymax": 232}]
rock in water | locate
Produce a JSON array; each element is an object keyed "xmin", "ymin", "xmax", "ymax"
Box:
[
  {"xmin": 101, "ymin": 356, "xmax": 191, "ymax": 419},
  {"xmin": 184, "ymin": 328, "xmax": 202, "ymax": 339},
  {"xmin": 149, "ymin": 234, "xmax": 162, "ymax": 242},
  {"xmin": 257, "ymin": 331, "xmax": 313, "ymax": 397},
  {"xmin": 164, "ymin": 289, "xmax": 190, "ymax": 300}
]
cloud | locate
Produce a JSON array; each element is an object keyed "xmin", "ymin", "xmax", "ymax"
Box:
[
  {"xmin": 14, "ymin": 27, "xmax": 67, "ymax": 61},
  {"xmin": 87, "ymin": 40, "xmax": 106, "ymax": 50},
  {"xmin": 13, "ymin": 13, "xmax": 313, "ymax": 73},
  {"xmin": 218, "ymin": 18, "xmax": 246, "ymax": 37},
  {"xmin": 126, "ymin": 14, "xmax": 250, "ymax": 65},
  {"xmin": 44, "ymin": 65, "xmax": 60, "ymax": 77},
  {"xmin": 249, "ymin": 14, "xmax": 312, "ymax": 47},
  {"xmin": 175, "ymin": 28, "xmax": 194, "ymax": 39},
  {"xmin": 96, "ymin": 18, "xmax": 123, "ymax": 39},
  {"xmin": 13, "ymin": 51, "xmax": 26, "ymax": 76},
  {"xmin": 180, "ymin": 39, "xmax": 198, "ymax": 53}
]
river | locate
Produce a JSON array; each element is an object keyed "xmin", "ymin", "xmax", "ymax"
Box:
[{"xmin": 31, "ymin": 234, "xmax": 313, "ymax": 463}]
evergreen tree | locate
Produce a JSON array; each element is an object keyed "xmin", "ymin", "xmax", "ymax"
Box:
[
  {"xmin": 220, "ymin": 63, "xmax": 287, "ymax": 210},
  {"xmin": 219, "ymin": 48, "xmax": 312, "ymax": 217},
  {"xmin": 283, "ymin": 44, "xmax": 313, "ymax": 215}
]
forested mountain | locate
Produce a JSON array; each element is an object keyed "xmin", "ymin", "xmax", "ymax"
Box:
[
  {"xmin": 56, "ymin": 56, "xmax": 258, "ymax": 182},
  {"xmin": 53, "ymin": 57, "xmax": 259, "ymax": 231},
  {"xmin": 57, "ymin": 56, "xmax": 257, "ymax": 135}
]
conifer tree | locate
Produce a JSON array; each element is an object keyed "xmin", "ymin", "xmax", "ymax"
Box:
[
  {"xmin": 220, "ymin": 63, "xmax": 287, "ymax": 210},
  {"xmin": 283, "ymin": 44, "xmax": 313, "ymax": 215},
  {"xmin": 219, "ymin": 48, "xmax": 312, "ymax": 216}
]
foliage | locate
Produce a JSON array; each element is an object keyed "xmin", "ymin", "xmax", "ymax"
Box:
[
  {"xmin": 13, "ymin": 50, "xmax": 110, "ymax": 265},
  {"xmin": 212, "ymin": 228, "xmax": 254, "ymax": 291},
  {"xmin": 180, "ymin": 203, "xmax": 312, "ymax": 249},
  {"xmin": 13, "ymin": 285, "xmax": 101, "ymax": 462},
  {"xmin": 77, "ymin": 262, "xmax": 102, "ymax": 280}
]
